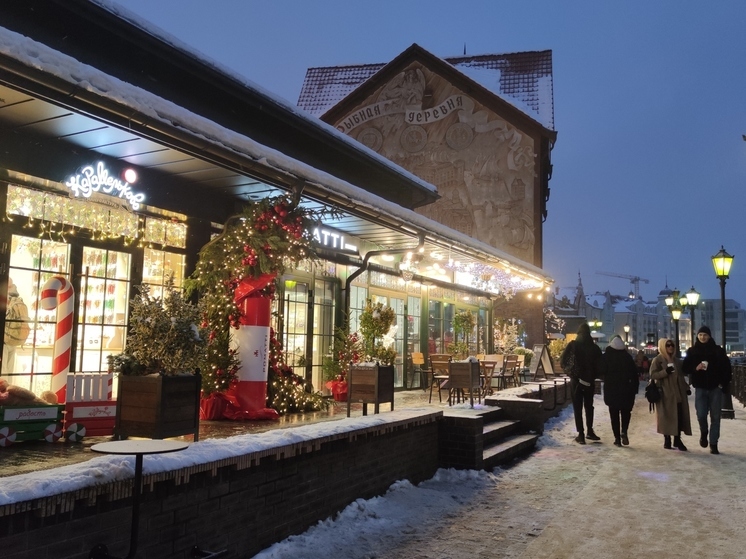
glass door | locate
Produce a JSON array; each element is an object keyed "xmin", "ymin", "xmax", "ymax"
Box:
[
  {"xmin": 311, "ymin": 278, "xmax": 336, "ymax": 391},
  {"xmin": 76, "ymin": 247, "xmax": 131, "ymax": 373},
  {"xmin": 282, "ymin": 279, "xmax": 310, "ymax": 382}
]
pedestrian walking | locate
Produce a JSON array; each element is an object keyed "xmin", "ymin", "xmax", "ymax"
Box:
[
  {"xmin": 682, "ymin": 325, "xmax": 732, "ymax": 454},
  {"xmin": 602, "ymin": 335, "xmax": 638, "ymax": 446},
  {"xmin": 649, "ymin": 338, "xmax": 691, "ymax": 450},
  {"xmin": 560, "ymin": 323, "xmax": 603, "ymax": 444}
]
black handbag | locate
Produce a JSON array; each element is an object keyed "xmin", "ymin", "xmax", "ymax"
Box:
[{"xmin": 644, "ymin": 379, "xmax": 662, "ymax": 411}]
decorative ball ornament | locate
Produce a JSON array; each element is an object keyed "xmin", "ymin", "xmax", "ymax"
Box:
[
  {"xmin": 44, "ymin": 423, "xmax": 63, "ymax": 443},
  {"xmin": 0, "ymin": 426, "xmax": 16, "ymax": 447},
  {"xmin": 65, "ymin": 423, "xmax": 86, "ymax": 442}
]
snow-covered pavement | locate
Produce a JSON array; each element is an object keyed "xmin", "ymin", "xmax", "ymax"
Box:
[{"xmin": 252, "ymin": 390, "xmax": 746, "ymax": 559}]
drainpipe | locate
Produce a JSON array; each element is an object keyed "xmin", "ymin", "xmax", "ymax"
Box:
[{"xmin": 342, "ymin": 233, "xmax": 425, "ymax": 334}]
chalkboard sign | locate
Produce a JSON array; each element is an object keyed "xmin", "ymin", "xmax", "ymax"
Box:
[{"xmin": 529, "ymin": 344, "xmax": 556, "ymax": 381}]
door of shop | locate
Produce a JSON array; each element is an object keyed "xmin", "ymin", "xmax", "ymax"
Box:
[{"xmin": 279, "ymin": 277, "xmax": 336, "ymax": 392}]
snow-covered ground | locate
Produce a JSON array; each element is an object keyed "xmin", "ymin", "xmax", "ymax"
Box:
[{"xmin": 251, "ymin": 392, "xmax": 746, "ymax": 559}]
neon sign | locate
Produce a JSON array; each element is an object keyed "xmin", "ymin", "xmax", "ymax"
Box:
[
  {"xmin": 312, "ymin": 226, "xmax": 358, "ymax": 255},
  {"xmin": 65, "ymin": 162, "xmax": 145, "ymax": 210}
]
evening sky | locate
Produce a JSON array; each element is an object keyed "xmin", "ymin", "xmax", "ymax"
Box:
[{"xmin": 111, "ymin": 0, "xmax": 746, "ymax": 304}]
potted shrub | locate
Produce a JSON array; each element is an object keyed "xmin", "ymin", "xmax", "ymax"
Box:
[
  {"xmin": 447, "ymin": 309, "xmax": 476, "ymax": 359},
  {"xmin": 346, "ymin": 301, "xmax": 397, "ymax": 412},
  {"xmin": 109, "ymin": 278, "xmax": 206, "ymax": 440}
]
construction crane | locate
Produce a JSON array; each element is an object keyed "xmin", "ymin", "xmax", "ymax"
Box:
[{"xmin": 596, "ymin": 271, "xmax": 650, "ymax": 299}]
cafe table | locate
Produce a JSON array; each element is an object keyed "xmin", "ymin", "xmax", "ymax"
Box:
[{"xmin": 89, "ymin": 439, "xmax": 189, "ymax": 559}]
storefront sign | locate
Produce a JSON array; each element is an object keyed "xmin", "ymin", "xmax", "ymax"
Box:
[
  {"xmin": 312, "ymin": 226, "xmax": 358, "ymax": 255},
  {"xmin": 65, "ymin": 162, "xmax": 145, "ymax": 210}
]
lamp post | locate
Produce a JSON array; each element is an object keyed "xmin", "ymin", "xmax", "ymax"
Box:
[
  {"xmin": 623, "ymin": 323, "xmax": 630, "ymax": 346},
  {"xmin": 685, "ymin": 286, "xmax": 700, "ymax": 350},
  {"xmin": 665, "ymin": 289, "xmax": 683, "ymax": 357},
  {"xmin": 712, "ymin": 246, "xmax": 735, "ymax": 419}
]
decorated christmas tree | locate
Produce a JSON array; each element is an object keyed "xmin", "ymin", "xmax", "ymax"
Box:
[{"xmin": 186, "ymin": 194, "xmax": 337, "ymax": 411}]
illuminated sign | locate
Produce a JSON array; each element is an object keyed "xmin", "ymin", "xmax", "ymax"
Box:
[
  {"xmin": 65, "ymin": 162, "xmax": 145, "ymax": 210},
  {"xmin": 312, "ymin": 226, "xmax": 358, "ymax": 255}
]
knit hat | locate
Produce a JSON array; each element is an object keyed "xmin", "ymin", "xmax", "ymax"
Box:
[
  {"xmin": 697, "ymin": 325, "xmax": 712, "ymax": 336},
  {"xmin": 608, "ymin": 335, "xmax": 626, "ymax": 350}
]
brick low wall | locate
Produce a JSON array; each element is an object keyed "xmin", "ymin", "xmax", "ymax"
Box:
[{"xmin": 1, "ymin": 411, "xmax": 441, "ymax": 559}]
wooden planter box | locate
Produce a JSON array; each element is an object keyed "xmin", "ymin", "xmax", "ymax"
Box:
[
  {"xmin": 114, "ymin": 373, "xmax": 201, "ymax": 441},
  {"xmin": 346, "ymin": 363, "xmax": 394, "ymax": 417}
]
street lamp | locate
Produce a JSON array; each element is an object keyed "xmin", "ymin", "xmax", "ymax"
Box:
[
  {"xmin": 685, "ymin": 286, "xmax": 700, "ymax": 349},
  {"xmin": 665, "ymin": 289, "xmax": 683, "ymax": 357},
  {"xmin": 712, "ymin": 246, "xmax": 735, "ymax": 419},
  {"xmin": 623, "ymin": 323, "xmax": 630, "ymax": 346}
]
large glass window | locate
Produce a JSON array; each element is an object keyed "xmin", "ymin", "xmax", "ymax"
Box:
[
  {"xmin": 77, "ymin": 247, "xmax": 131, "ymax": 374},
  {"xmin": 3, "ymin": 235, "xmax": 70, "ymax": 391},
  {"xmin": 142, "ymin": 247, "xmax": 186, "ymax": 298}
]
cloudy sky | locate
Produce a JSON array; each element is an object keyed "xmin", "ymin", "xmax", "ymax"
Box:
[{"xmin": 111, "ymin": 0, "xmax": 746, "ymax": 304}]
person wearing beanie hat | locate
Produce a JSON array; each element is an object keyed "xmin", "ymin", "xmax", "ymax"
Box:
[
  {"xmin": 602, "ymin": 335, "xmax": 639, "ymax": 446},
  {"xmin": 683, "ymin": 325, "xmax": 732, "ymax": 454},
  {"xmin": 560, "ymin": 322, "xmax": 603, "ymax": 444},
  {"xmin": 649, "ymin": 338, "xmax": 692, "ymax": 450}
]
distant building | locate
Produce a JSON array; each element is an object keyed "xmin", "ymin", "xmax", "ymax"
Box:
[{"xmin": 699, "ymin": 298, "xmax": 746, "ymax": 352}]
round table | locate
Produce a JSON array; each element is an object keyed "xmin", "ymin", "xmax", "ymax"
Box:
[{"xmin": 89, "ymin": 440, "xmax": 189, "ymax": 559}]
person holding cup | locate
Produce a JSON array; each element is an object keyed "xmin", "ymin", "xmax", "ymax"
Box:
[
  {"xmin": 683, "ymin": 325, "xmax": 732, "ymax": 454},
  {"xmin": 649, "ymin": 338, "xmax": 692, "ymax": 450}
]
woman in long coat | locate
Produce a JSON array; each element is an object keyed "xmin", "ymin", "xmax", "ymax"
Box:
[
  {"xmin": 649, "ymin": 337, "xmax": 692, "ymax": 450},
  {"xmin": 602, "ymin": 335, "xmax": 639, "ymax": 446}
]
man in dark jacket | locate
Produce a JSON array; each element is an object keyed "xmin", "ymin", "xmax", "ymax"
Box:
[
  {"xmin": 561, "ymin": 323, "xmax": 603, "ymax": 444},
  {"xmin": 682, "ymin": 325, "xmax": 732, "ymax": 454}
]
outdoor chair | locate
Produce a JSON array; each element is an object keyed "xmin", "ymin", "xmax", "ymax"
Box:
[
  {"xmin": 447, "ymin": 360, "xmax": 481, "ymax": 407},
  {"xmin": 495, "ymin": 354, "xmax": 519, "ymax": 390},
  {"xmin": 428, "ymin": 354, "xmax": 452, "ymax": 403},
  {"xmin": 410, "ymin": 352, "xmax": 430, "ymax": 391}
]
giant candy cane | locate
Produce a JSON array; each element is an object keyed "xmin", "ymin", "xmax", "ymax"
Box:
[{"xmin": 40, "ymin": 276, "xmax": 75, "ymax": 404}]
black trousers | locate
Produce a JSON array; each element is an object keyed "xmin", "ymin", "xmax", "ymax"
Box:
[
  {"xmin": 608, "ymin": 406, "xmax": 631, "ymax": 440},
  {"xmin": 571, "ymin": 378, "xmax": 595, "ymax": 435}
]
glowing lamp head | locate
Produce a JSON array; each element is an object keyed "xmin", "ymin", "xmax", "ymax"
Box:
[{"xmin": 123, "ymin": 168, "xmax": 138, "ymax": 183}]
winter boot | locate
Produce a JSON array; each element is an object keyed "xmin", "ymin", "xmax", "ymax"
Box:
[
  {"xmin": 613, "ymin": 438, "xmax": 622, "ymax": 447},
  {"xmin": 710, "ymin": 444, "xmax": 719, "ymax": 455},
  {"xmin": 574, "ymin": 433, "xmax": 586, "ymax": 445},
  {"xmin": 699, "ymin": 431, "xmax": 708, "ymax": 448},
  {"xmin": 673, "ymin": 436, "xmax": 688, "ymax": 451},
  {"xmin": 621, "ymin": 432, "xmax": 629, "ymax": 446},
  {"xmin": 663, "ymin": 435, "xmax": 672, "ymax": 449},
  {"xmin": 586, "ymin": 429, "xmax": 600, "ymax": 441}
]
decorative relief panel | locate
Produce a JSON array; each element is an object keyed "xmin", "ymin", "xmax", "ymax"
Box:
[{"xmin": 334, "ymin": 63, "xmax": 537, "ymax": 264}]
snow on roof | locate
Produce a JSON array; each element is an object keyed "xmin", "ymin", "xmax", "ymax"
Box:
[
  {"xmin": 585, "ymin": 294, "xmax": 607, "ymax": 309},
  {"xmin": 91, "ymin": 1, "xmax": 437, "ymax": 195},
  {"xmin": 298, "ymin": 50, "xmax": 554, "ymax": 130},
  {"xmin": 0, "ymin": 26, "xmax": 550, "ymax": 283}
]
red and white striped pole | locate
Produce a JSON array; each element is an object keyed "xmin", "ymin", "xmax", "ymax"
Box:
[
  {"xmin": 40, "ymin": 275, "xmax": 75, "ymax": 404},
  {"xmin": 232, "ymin": 274, "xmax": 278, "ymax": 419}
]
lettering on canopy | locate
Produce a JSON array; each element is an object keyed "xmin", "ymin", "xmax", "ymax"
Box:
[
  {"xmin": 312, "ymin": 225, "xmax": 359, "ymax": 255},
  {"xmin": 65, "ymin": 162, "xmax": 145, "ymax": 211}
]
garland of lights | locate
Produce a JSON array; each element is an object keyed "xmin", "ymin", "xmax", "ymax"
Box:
[
  {"xmin": 186, "ymin": 195, "xmax": 339, "ymax": 402},
  {"xmin": 444, "ymin": 260, "xmax": 542, "ymax": 298}
]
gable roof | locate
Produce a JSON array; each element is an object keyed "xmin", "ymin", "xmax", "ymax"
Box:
[{"xmin": 298, "ymin": 44, "xmax": 554, "ymax": 130}]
